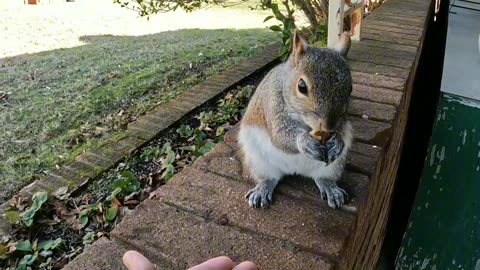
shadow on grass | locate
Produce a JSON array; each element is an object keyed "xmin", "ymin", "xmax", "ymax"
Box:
[{"xmin": 0, "ymin": 28, "xmax": 276, "ymax": 203}]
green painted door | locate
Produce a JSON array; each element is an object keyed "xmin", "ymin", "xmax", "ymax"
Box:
[{"xmin": 395, "ymin": 93, "xmax": 480, "ymax": 270}]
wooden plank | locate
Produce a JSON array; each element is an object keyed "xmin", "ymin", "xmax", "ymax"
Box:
[
  {"xmin": 347, "ymin": 143, "xmax": 382, "ymax": 176},
  {"xmin": 350, "ymin": 44, "xmax": 416, "ymax": 61},
  {"xmin": 396, "ymin": 94, "xmax": 480, "ymax": 269},
  {"xmin": 349, "ymin": 60, "xmax": 411, "ymax": 79},
  {"xmin": 364, "ymin": 28, "xmax": 421, "ymax": 41},
  {"xmin": 367, "ymin": 14, "xmax": 426, "ymax": 27},
  {"xmin": 349, "ymin": 99, "xmax": 397, "ymax": 122},
  {"xmin": 351, "ymin": 71, "xmax": 406, "ymax": 91},
  {"xmin": 351, "ymin": 84, "xmax": 403, "ymax": 106},
  {"xmin": 365, "ymin": 20, "xmax": 424, "ymax": 32},
  {"xmin": 350, "ymin": 117, "xmax": 391, "ymax": 147},
  {"xmin": 353, "ymin": 39, "xmax": 418, "ymax": 53},
  {"xmin": 363, "ymin": 23, "xmax": 423, "ymax": 36},
  {"xmin": 363, "ymin": 32, "xmax": 421, "ymax": 47},
  {"xmin": 348, "ymin": 51, "xmax": 413, "ymax": 69}
]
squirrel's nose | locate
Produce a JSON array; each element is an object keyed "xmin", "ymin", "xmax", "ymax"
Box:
[
  {"xmin": 320, "ymin": 117, "xmax": 338, "ymax": 132},
  {"xmin": 318, "ymin": 119, "xmax": 334, "ymax": 133}
]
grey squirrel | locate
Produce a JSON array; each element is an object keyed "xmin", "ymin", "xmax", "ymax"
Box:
[{"xmin": 239, "ymin": 31, "xmax": 353, "ymax": 209}]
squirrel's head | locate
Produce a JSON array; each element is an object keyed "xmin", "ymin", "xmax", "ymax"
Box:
[{"xmin": 284, "ymin": 31, "xmax": 352, "ymax": 132}]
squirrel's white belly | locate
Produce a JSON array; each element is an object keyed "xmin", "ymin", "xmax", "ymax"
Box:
[{"xmin": 239, "ymin": 125, "xmax": 340, "ymax": 181}]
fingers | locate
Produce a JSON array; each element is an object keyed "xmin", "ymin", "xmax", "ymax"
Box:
[
  {"xmin": 123, "ymin": 252, "xmax": 257, "ymax": 270},
  {"xmin": 233, "ymin": 261, "xmax": 258, "ymax": 270},
  {"xmin": 188, "ymin": 256, "xmax": 235, "ymax": 270},
  {"xmin": 122, "ymin": 250, "xmax": 154, "ymax": 270}
]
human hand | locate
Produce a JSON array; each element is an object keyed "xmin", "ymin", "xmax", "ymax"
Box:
[{"xmin": 122, "ymin": 250, "xmax": 257, "ymax": 270}]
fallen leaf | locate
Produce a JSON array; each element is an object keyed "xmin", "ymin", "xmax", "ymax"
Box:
[
  {"xmin": 123, "ymin": 200, "xmax": 139, "ymax": 206},
  {"xmin": 37, "ymin": 219, "xmax": 59, "ymax": 225},
  {"xmin": 111, "ymin": 197, "xmax": 122, "ymax": 208}
]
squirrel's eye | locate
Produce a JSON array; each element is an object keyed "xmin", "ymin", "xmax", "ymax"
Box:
[{"xmin": 297, "ymin": 79, "xmax": 308, "ymax": 95}]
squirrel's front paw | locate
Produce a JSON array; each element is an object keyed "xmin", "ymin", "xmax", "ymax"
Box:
[
  {"xmin": 326, "ymin": 134, "xmax": 344, "ymax": 164},
  {"xmin": 315, "ymin": 180, "xmax": 348, "ymax": 209},
  {"xmin": 245, "ymin": 183, "xmax": 274, "ymax": 208},
  {"xmin": 297, "ymin": 132, "xmax": 327, "ymax": 162}
]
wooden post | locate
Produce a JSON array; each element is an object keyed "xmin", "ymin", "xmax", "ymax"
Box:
[
  {"xmin": 351, "ymin": 4, "xmax": 363, "ymax": 41},
  {"xmin": 328, "ymin": 0, "xmax": 364, "ymax": 47},
  {"xmin": 328, "ymin": 0, "xmax": 345, "ymax": 48}
]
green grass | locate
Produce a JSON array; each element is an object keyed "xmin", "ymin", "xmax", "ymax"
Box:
[{"xmin": 0, "ymin": 28, "xmax": 276, "ymax": 202}]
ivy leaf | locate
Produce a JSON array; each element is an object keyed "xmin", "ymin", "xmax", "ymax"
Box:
[
  {"xmin": 105, "ymin": 207, "xmax": 118, "ymax": 222},
  {"xmin": 15, "ymin": 240, "xmax": 32, "ymax": 252},
  {"xmin": 37, "ymin": 240, "xmax": 53, "ymax": 251},
  {"xmin": 162, "ymin": 151, "xmax": 176, "ymax": 169},
  {"xmin": 197, "ymin": 141, "xmax": 216, "ymax": 156},
  {"xmin": 161, "ymin": 142, "xmax": 172, "ymax": 153},
  {"xmin": 22, "ymin": 191, "xmax": 48, "ymax": 227},
  {"xmin": 113, "ymin": 171, "xmax": 140, "ymax": 193},
  {"xmin": 16, "ymin": 253, "xmax": 37, "ymax": 270},
  {"xmin": 161, "ymin": 164, "xmax": 175, "ymax": 181},
  {"xmin": 215, "ymin": 127, "xmax": 225, "ymax": 137},
  {"xmin": 79, "ymin": 209, "xmax": 90, "ymax": 226},
  {"xmin": 122, "ymin": 171, "xmax": 140, "ymax": 192},
  {"xmin": 179, "ymin": 145, "xmax": 196, "ymax": 152},
  {"xmin": 5, "ymin": 211, "xmax": 20, "ymax": 223},
  {"xmin": 106, "ymin": 188, "xmax": 122, "ymax": 202},
  {"xmin": 53, "ymin": 238, "xmax": 62, "ymax": 248},
  {"xmin": 38, "ymin": 238, "xmax": 61, "ymax": 251}
]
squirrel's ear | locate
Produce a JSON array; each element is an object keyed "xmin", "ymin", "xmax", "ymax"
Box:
[
  {"xmin": 333, "ymin": 32, "xmax": 351, "ymax": 58},
  {"xmin": 291, "ymin": 30, "xmax": 307, "ymax": 66}
]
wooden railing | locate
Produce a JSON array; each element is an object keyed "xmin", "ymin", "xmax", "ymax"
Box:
[{"xmin": 327, "ymin": 0, "xmax": 365, "ymax": 47}]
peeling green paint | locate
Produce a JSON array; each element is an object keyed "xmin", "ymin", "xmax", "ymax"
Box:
[{"xmin": 396, "ymin": 94, "xmax": 480, "ymax": 270}]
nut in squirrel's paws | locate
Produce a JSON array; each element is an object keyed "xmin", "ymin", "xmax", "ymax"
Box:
[
  {"xmin": 309, "ymin": 129, "xmax": 331, "ymax": 145},
  {"xmin": 310, "ymin": 129, "xmax": 344, "ymax": 164}
]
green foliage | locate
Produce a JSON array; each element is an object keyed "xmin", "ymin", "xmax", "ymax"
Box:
[
  {"xmin": 4, "ymin": 211, "xmax": 20, "ymax": 223},
  {"xmin": 78, "ymin": 202, "xmax": 101, "ymax": 227},
  {"xmin": 160, "ymin": 143, "xmax": 176, "ymax": 180},
  {"xmin": 22, "ymin": 192, "xmax": 48, "ymax": 227},
  {"xmin": 1, "ymin": 28, "xmax": 275, "ymax": 202},
  {"xmin": 37, "ymin": 238, "xmax": 62, "ymax": 252},
  {"xmin": 113, "ymin": 0, "xmax": 331, "ymax": 59},
  {"xmin": 15, "ymin": 240, "xmax": 32, "ymax": 253},
  {"xmin": 0, "ymin": 84, "xmax": 260, "ymax": 269},
  {"xmin": 104, "ymin": 188, "xmax": 122, "ymax": 222},
  {"xmin": 265, "ymin": 2, "xmax": 295, "ymax": 60},
  {"xmin": 176, "ymin": 125, "xmax": 195, "ymax": 137},
  {"xmin": 16, "ymin": 253, "xmax": 37, "ymax": 270},
  {"xmin": 112, "ymin": 171, "xmax": 141, "ymax": 194}
]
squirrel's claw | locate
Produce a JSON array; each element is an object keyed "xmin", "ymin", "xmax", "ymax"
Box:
[
  {"xmin": 245, "ymin": 183, "xmax": 274, "ymax": 208},
  {"xmin": 315, "ymin": 180, "xmax": 348, "ymax": 209}
]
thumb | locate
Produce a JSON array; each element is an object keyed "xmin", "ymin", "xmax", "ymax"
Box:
[{"xmin": 122, "ymin": 250, "xmax": 155, "ymax": 270}]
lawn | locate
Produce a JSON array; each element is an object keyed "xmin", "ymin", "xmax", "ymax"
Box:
[{"xmin": 0, "ymin": 0, "xmax": 277, "ymax": 202}]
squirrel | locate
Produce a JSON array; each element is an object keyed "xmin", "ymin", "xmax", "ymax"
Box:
[{"xmin": 239, "ymin": 31, "xmax": 353, "ymax": 209}]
